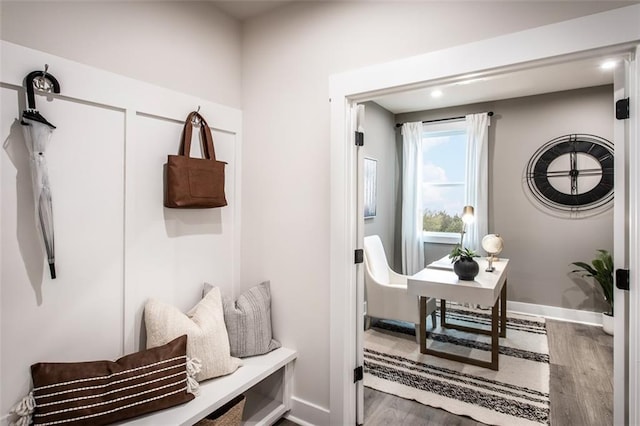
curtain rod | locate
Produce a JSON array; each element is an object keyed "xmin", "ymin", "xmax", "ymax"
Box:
[{"xmin": 395, "ymin": 111, "xmax": 493, "ymax": 128}]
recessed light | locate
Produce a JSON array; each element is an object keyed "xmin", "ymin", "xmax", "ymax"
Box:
[
  {"xmin": 431, "ymin": 90, "xmax": 443, "ymax": 98},
  {"xmin": 600, "ymin": 60, "xmax": 617, "ymax": 70}
]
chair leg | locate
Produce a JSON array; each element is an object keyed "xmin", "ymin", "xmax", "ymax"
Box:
[
  {"xmin": 364, "ymin": 316, "xmax": 371, "ymax": 330},
  {"xmin": 431, "ymin": 311, "xmax": 437, "ymax": 329}
]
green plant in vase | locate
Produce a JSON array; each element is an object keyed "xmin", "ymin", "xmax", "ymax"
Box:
[
  {"xmin": 449, "ymin": 246, "xmax": 479, "ymax": 262},
  {"xmin": 571, "ymin": 249, "xmax": 614, "ymax": 334},
  {"xmin": 449, "ymin": 245, "xmax": 480, "ymax": 281}
]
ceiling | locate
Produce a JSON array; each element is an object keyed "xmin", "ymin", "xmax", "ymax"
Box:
[
  {"xmin": 209, "ymin": 1, "xmax": 627, "ymax": 114},
  {"xmin": 212, "ymin": 1, "xmax": 294, "ymax": 21},
  {"xmin": 371, "ymin": 54, "xmax": 626, "ymax": 114}
]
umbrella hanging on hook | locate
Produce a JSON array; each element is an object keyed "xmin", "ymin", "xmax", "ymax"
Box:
[{"xmin": 21, "ymin": 64, "xmax": 61, "ymax": 279}]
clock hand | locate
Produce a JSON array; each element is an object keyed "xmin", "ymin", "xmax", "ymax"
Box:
[
  {"xmin": 570, "ymin": 151, "xmax": 578, "ymax": 195},
  {"xmin": 530, "ymin": 168, "xmax": 603, "ymax": 177}
]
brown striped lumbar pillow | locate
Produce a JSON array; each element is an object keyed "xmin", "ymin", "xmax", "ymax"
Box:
[{"xmin": 10, "ymin": 335, "xmax": 199, "ymax": 426}]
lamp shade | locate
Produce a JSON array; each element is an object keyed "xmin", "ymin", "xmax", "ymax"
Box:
[{"xmin": 461, "ymin": 205, "xmax": 475, "ymax": 224}]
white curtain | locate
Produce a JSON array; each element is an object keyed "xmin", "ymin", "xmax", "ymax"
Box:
[
  {"xmin": 464, "ymin": 113, "xmax": 490, "ymax": 251},
  {"xmin": 401, "ymin": 122, "xmax": 424, "ymax": 275}
]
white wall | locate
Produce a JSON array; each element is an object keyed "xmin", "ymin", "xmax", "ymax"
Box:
[
  {"xmin": 0, "ymin": 1, "xmax": 242, "ymax": 108},
  {"xmin": 0, "ymin": 3, "xmax": 244, "ymax": 417},
  {"xmin": 240, "ymin": 1, "xmax": 634, "ymax": 417},
  {"xmin": 362, "ymin": 102, "xmax": 397, "ymax": 268},
  {"xmin": 396, "ymin": 85, "xmax": 613, "ymax": 313},
  {"xmin": 1, "ymin": 38, "xmax": 242, "ymax": 426}
]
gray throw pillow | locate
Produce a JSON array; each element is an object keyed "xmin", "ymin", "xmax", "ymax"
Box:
[{"xmin": 204, "ymin": 281, "xmax": 281, "ymax": 358}]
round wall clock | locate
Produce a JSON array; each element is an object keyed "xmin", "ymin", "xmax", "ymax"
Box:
[{"xmin": 525, "ymin": 134, "xmax": 614, "ymax": 216}]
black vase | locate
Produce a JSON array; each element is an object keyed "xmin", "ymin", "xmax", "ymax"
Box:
[{"xmin": 453, "ymin": 258, "xmax": 479, "ymax": 281}]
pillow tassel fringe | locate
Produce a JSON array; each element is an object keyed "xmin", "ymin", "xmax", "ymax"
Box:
[
  {"xmin": 9, "ymin": 391, "xmax": 34, "ymax": 426},
  {"xmin": 186, "ymin": 357, "xmax": 202, "ymax": 396}
]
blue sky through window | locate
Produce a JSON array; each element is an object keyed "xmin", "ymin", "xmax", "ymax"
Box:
[{"xmin": 422, "ymin": 130, "xmax": 466, "ymax": 216}]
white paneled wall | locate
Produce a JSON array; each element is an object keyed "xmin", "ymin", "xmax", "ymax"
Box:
[
  {"xmin": 0, "ymin": 41, "xmax": 242, "ymax": 419},
  {"xmin": 0, "ymin": 88, "xmax": 126, "ymax": 416}
]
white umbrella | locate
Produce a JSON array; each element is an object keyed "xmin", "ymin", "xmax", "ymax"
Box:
[{"xmin": 21, "ymin": 67, "xmax": 60, "ymax": 279}]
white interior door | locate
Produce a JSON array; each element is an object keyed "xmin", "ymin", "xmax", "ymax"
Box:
[
  {"xmin": 612, "ymin": 57, "xmax": 629, "ymax": 426},
  {"xmin": 630, "ymin": 45, "xmax": 640, "ymax": 426},
  {"xmin": 354, "ymin": 103, "xmax": 365, "ymax": 426},
  {"xmin": 613, "ymin": 50, "xmax": 638, "ymax": 426}
]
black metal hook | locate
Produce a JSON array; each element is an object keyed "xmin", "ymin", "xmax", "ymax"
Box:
[{"xmin": 24, "ymin": 65, "xmax": 61, "ymax": 110}]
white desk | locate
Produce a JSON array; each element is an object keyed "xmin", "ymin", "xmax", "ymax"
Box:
[{"xmin": 408, "ymin": 258, "xmax": 509, "ymax": 370}]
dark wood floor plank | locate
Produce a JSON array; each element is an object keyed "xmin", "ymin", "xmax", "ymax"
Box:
[
  {"xmin": 547, "ymin": 319, "xmax": 613, "ymax": 426},
  {"xmin": 549, "ymin": 363, "xmax": 591, "ymax": 426}
]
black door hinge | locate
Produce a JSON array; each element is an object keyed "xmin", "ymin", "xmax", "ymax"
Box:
[
  {"xmin": 354, "ymin": 366, "xmax": 364, "ymax": 383},
  {"xmin": 616, "ymin": 268, "xmax": 630, "ymax": 290},
  {"xmin": 616, "ymin": 98, "xmax": 629, "ymax": 120},
  {"xmin": 355, "ymin": 131, "xmax": 364, "ymax": 146},
  {"xmin": 355, "ymin": 249, "xmax": 364, "ymax": 264}
]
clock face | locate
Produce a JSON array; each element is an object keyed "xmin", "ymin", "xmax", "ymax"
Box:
[{"xmin": 525, "ymin": 134, "xmax": 614, "ymax": 215}]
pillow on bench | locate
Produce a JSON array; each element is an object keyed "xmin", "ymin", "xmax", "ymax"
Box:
[
  {"xmin": 145, "ymin": 287, "xmax": 241, "ymax": 381},
  {"xmin": 10, "ymin": 335, "xmax": 197, "ymax": 426},
  {"xmin": 205, "ymin": 281, "xmax": 280, "ymax": 358}
]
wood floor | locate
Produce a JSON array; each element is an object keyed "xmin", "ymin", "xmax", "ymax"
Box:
[
  {"xmin": 275, "ymin": 319, "xmax": 612, "ymax": 425},
  {"xmin": 363, "ymin": 319, "xmax": 613, "ymax": 426}
]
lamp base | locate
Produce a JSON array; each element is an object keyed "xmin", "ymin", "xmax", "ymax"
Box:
[{"xmin": 485, "ymin": 256, "xmax": 495, "ymax": 272}]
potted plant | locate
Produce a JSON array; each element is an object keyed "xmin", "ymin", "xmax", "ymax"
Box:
[
  {"xmin": 449, "ymin": 246, "xmax": 480, "ymax": 281},
  {"xmin": 571, "ymin": 249, "xmax": 614, "ymax": 335}
]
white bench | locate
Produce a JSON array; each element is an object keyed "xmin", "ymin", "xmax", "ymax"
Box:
[{"xmin": 123, "ymin": 348, "xmax": 297, "ymax": 426}]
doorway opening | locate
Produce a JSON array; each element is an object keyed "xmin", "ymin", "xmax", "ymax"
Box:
[
  {"xmin": 328, "ymin": 10, "xmax": 639, "ymax": 424},
  {"xmin": 356, "ymin": 53, "xmax": 626, "ymax": 425}
]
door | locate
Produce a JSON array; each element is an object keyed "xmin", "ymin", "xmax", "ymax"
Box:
[
  {"xmin": 354, "ymin": 103, "xmax": 366, "ymax": 425},
  {"xmin": 613, "ymin": 50, "xmax": 638, "ymax": 426},
  {"xmin": 629, "ymin": 46, "xmax": 640, "ymax": 426}
]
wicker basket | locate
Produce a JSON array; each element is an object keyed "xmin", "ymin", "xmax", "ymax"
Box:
[{"xmin": 195, "ymin": 394, "xmax": 246, "ymax": 426}]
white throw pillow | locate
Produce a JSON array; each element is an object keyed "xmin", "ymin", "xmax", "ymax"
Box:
[{"xmin": 145, "ymin": 287, "xmax": 241, "ymax": 381}]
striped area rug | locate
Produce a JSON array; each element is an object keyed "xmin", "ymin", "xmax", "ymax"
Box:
[{"xmin": 364, "ymin": 305, "xmax": 550, "ymax": 426}]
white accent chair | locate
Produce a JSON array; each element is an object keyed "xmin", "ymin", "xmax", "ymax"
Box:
[{"xmin": 364, "ymin": 235, "xmax": 437, "ymax": 341}]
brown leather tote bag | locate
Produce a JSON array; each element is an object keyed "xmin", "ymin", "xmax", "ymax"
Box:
[{"xmin": 164, "ymin": 111, "xmax": 228, "ymax": 208}]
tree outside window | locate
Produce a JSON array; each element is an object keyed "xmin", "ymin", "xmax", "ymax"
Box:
[{"xmin": 421, "ymin": 121, "xmax": 466, "ymax": 240}]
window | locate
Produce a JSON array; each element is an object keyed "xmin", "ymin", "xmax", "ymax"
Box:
[{"xmin": 421, "ymin": 120, "xmax": 467, "ymax": 243}]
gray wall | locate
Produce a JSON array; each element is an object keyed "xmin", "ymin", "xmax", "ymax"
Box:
[
  {"xmin": 362, "ymin": 102, "xmax": 397, "ymax": 268},
  {"xmin": 395, "ymin": 85, "xmax": 613, "ymax": 313}
]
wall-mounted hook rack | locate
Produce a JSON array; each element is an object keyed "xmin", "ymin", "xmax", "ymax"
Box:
[{"xmin": 25, "ymin": 64, "xmax": 61, "ymax": 111}]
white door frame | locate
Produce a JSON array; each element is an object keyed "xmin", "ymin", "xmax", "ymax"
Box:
[
  {"xmin": 626, "ymin": 45, "xmax": 640, "ymax": 426},
  {"xmin": 329, "ymin": 5, "xmax": 640, "ymax": 425}
]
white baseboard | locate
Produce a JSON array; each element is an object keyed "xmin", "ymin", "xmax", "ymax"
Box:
[
  {"xmin": 286, "ymin": 396, "xmax": 330, "ymax": 426},
  {"xmin": 507, "ymin": 301, "xmax": 603, "ymax": 326}
]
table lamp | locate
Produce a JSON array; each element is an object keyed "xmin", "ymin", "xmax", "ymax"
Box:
[{"xmin": 459, "ymin": 205, "xmax": 474, "ymax": 247}]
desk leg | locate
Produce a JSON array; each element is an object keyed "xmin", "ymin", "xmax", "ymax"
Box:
[
  {"xmin": 422, "ymin": 297, "xmax": 500, "ymax": 370},
  {"xmin": 419, "ymin": 297, "xmax": 427, "ymax": 353},
  {"xmin": 421, "ymin": 290, "xmax": 505, "ymax": 370},
  {"xmin": 440, "ymin": 299, "xmax": 447, "ymax": 328},
  {"xmin": 500, "ymin": 280, "xmax": 507, "ymax": 338},
  {"xmin": 491, "ymin": 296, "xmax": 499, "ymax": 370}
]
